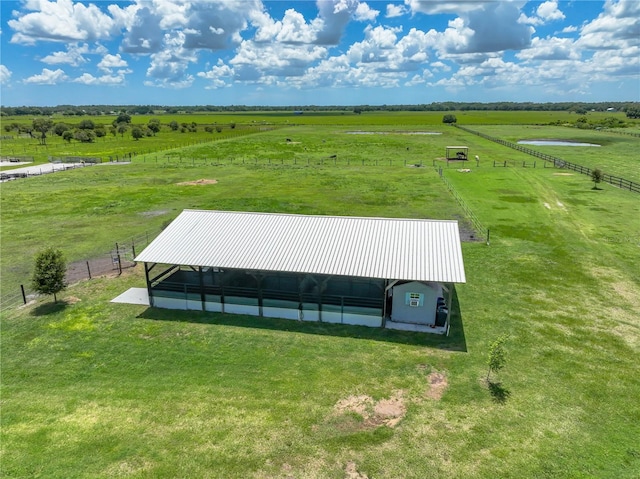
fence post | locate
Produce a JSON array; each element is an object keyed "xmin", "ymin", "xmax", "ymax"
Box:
[
  {"xmin": 486, "ymin": 228, "xmax": 490, "ymax": 246},
  {"xmin": 86, "ymin": 261, "xmax": 91, "ymax": 279},
  {"xmin": 21, "ymin": 284, "xmax": 26, "ymax": 304},
  {"xmin": 115, "ymin": 243, "xmax": 122, "ymax": 275}
]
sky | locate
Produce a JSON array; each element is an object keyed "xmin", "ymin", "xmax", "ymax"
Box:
[{"xmin": 0, "ymin": 0, "xmax": 639, "ymax": 107}]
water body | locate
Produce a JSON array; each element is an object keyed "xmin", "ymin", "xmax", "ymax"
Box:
[
  {"xmin": 345, "ymin": 131, "xmax": 442, "ymax": 135},
  {"xmin": 518, "ymin": 140, "xmax": 600, "ymax": 147}
]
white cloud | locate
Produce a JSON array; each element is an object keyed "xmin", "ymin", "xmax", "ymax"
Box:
[
  {"xmin": 0, "ymin": 65, "xmax": 12, "ymax": 85},
  {"xmin": 406, "ymin": 0, "xmax": 484, "ymax": 15},
  {"xmin": 578, "ymin": 0, "xmax": 640, "ymax": 50},
  {"xmin": 8, "ymin": 0, "xmax": 119, "ymax": 45},
  {"xmin": 73, "ymin": 70, "xmax": 129, "ymax": 85},
  {"xmin": 562, "ymin": 25, "xmax": 578, "ymax": 33},
  {"xmin": 197, "ymin": 60, "xmax": 234, "ymax": 89},
  {"xmin": 23, "ymin": 67, "xmax": 68, "ymax": 84},
  {"xmin": 145, "ymin": 31, "xmax": 197, "ymax": 88},
  {"xmin": 354, "ymin": 3, "xmax": 379, "ymax": 22},
  {"xmin": 98, "ymin": 54, "xmax": 127, "ymax": 72},
  {"xmin": 537, "ymin": 1, "xmax": 565, "ymax": 22},
  {"xmin": 40, "ymin": 43, "xmax": 89, "ymax": 66},
  {"xmin": 516, "ymin": 37, "xmax": 579, "ymax": 61},
  {"xmin": 386, "ymin": 4, "xmax": 407, "ymax": 18}
]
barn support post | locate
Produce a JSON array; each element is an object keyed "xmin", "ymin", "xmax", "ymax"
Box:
[
  {"xmin": 144, "ymin": 263, "xmax": 154, "ymax": 307},
  {"xmin": 199, "ymin": 266, "xmax": 205, "ymax": 311}
]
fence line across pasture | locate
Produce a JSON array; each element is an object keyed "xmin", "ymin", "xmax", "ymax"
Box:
[
  {"xmin": 454, "ymin": 125, "xmax": 640, "ymax": 193},
  {"xmin": 435, "ymin": 167, "xmax": 490, "ymax": 245},
  {"xmin": 0, "ymin": 228, "xmax": 163, "ymax": 313}
]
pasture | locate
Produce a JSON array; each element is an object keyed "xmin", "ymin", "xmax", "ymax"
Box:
[{"xmin": 1, "ymin": 113, "xmax": 639, "ymax": 478}]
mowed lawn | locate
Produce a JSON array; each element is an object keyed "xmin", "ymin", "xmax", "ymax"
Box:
[{"xmin": 1, "ymin": 122, "xmax": 639, "ymax": 478}]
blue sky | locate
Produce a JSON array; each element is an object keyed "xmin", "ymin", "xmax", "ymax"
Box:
[{"xmin": 1, "ymin": 0, "xmax": 638, "ymax": 106}]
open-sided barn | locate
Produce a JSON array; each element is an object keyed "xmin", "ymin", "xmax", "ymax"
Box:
[{"xmin": 135, "ymin": 210, "xmax": 466, "ymax": 334}]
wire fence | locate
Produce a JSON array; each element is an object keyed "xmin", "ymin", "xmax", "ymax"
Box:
[
  {"xmin": 454, "ymin": 125, "xmax": 640, "ymax": 193},
  {"xmin": 0, "ymin": 228, "xmax": 162, "ymax": 314},
  {"xmin": 436, "ymin": 167, "xmax": 490, "ymax": 245}
]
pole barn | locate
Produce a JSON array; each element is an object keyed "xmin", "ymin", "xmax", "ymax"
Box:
[{"xmin": 135, "ymin": 210, "xmax": 466, "ymax": 334}]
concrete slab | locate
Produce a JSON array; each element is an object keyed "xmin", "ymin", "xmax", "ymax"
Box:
[
  {"xmin": 385, "ymin": 320, "xmax": 446, "ymax": 334},
  {"xmin": 111, "ymin": 287, "xmax": 149, "ymax": 306}
]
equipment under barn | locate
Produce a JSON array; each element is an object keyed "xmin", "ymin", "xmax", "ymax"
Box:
[{"xmin": 134, "ymin": 210, "xmax": 466, "ymax": 334}]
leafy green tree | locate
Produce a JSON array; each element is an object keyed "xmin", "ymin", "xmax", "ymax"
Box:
[
  {"xmin": 62, "ymin": 130, "xmax": 73, "ymax": 143},
  {"xmin": 117, "ymin": 124, "xmax": 128, "ymax": 138},
  {"xmin": 53, "ymin": 122, "xmax": 69, "ymax": 136},
  {"xmin": 32, "ymin": 118, "xmax": 54, "ymax": 145},
  {"xmin": 74, "ymin": 130, "xmax": 95, "ymax": 143},
  {"xmin": 115, "ymin": 111, "xmax": 131, "ymax": 124},
  {"xmin": 591, "ymin": 168, "xmax": 603, "ymax": 189},
  {"xmin": 625, "ymin": 107, "xmax": 640, "ymax": 119},
  {"xmin": 31, "ymin": 248, "xmax": 67, "ymax": 303},
  {"xmin": 131, "ymin": 126, "xmax": 144, "ymax": 140},
  {"xmin": 147, "ymin": 119, "xmax": 161, "ymax": 135},
  {"xmin": 487, "ymin": 335, "xmax": 509, "ymax": 381},
  {"xmin": 94, "ymin": 126, "xmax": 106, "ymax": 138},
  {"xmin": 442, "ymin": 114, "xmax": 457, "ymax": 124},
  {"xmin": 169, "ymin": 120, "xmax": 179, "ymax": 131},
  {"xmin": 78, "ymin": 119, "xmax": 95, "ymax": 130}
]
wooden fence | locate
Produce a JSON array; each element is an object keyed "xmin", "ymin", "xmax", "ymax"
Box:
[{"xmin": 455, "ymin": 125, "xmax": 640, "ymax": 193}]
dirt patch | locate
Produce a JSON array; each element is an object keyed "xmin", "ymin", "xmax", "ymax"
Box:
[
  {"xmin": 425, "ymin": 371, "xmax": 448, "ymax": 400},
  {"xmin": 345, "ymin": 461, "xmax": 369, "ymax": 479},
  {"xmin": 553, "ymin": 173, "xmax": 574, "ymax": 176},
  {"xmin": 334, "ymin": 391, "xmax": 406, "ymax": 429},
  {"xmin": 64, "ymin": 296, "xmax": 82, "ymax": 304},
  {"xmin": 139, "ymin": 209, "xmax": 169, "ymax": 217},
  {"xmin": 176, "ymin": 179, "xmax": 218, "ymax": 186}
]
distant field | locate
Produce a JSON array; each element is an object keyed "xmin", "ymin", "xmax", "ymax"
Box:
[
  {"xmin": 1, "ymin": 116, "xmax": 639, "ymax": 478},
  {"xmin": 1, "ymin": 110, "xmax": 635, "ymax": 166}
]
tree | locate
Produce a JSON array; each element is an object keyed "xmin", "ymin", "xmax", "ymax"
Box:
[
  {"xmin": 32, "ymin": 248, "xmax": 67, "ymax": 303},
  {"xmin": 591, "ymin": 168, "xmax": 603, "ymax": 189},
  {"xmin": 78, "ymin": 119, "xmax": 95, "ymax": 130},
  {"xmin": 74, "ymin": 130, "xmax": 95, "ymax": 143},
  {"xmin": 117, "ymin": 124, "xmax": 128, "ymax": 138},
  {"xmin": 32, "ymin": 118, "xmax": 54, "ymax": 145},
  {"xmin": 487, "ymin": 335, "xmax": 508, "ymax": 382},
  {"xmin": 115, "ymin": 111, "xmax": 131, "ymax": 124},
  {"xmin": 62, "ymin": 130, "xmax": 74, "ymax": 143},
  {"xmin": 147, "ymin": 119, "xmax": 161, "ymax": 135},
  {"xmin": 169, "ymin": 120, "xmax": 179, "ymax": 131},
  {"xmin": 625, "ymin": 107, "xmax": 640, "ymax": 119},
  {"xmin": 53, "ymin": 122, "xmax": 69, "ymax": 136},
  {"xmin": 131, "ymin": 126, "xmax": 144, "ymax": 140},
  {"xmin": 442, "ymin": 114, "xmax": 457, "ymax": 124}
]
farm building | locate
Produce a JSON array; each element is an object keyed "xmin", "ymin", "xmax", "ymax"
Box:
[{"xmin": 134, "ymin": 210, "xmax": 466, "ymax": 334}]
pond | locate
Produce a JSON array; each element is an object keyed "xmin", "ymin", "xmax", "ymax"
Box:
[
  {"xmin": 345, "ymin": 131, "xmax": 442, "ymax": 135},
  {"xmin": 518, "ymin": 140, "xmax": 600, "ymax": 147}
]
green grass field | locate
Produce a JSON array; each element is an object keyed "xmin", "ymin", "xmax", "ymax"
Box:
[{"xmin": 1, "ymin": 113, "xmax": 639, "ymax": 478}]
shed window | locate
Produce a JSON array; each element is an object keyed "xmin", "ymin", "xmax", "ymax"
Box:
[{"xmin": 406, "ymin": 292, "xmax": 423, "ymax": 307}]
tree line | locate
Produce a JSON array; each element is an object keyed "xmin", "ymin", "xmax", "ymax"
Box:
[{"xmin": 2, "ymin": 102, "xmax": 638, "ymax": 117}]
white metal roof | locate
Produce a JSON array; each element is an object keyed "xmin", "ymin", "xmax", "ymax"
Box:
[{"xmin": 135, "ymin": 210, "xmax": 466, "ymax": 283}]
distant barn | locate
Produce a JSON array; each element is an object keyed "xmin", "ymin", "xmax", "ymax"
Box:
[{"xmin": 135, "ymin": 210, "xmax": 466, "ymax": 334}]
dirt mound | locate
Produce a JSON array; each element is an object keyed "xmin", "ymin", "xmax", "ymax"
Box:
[
  {"xmin": 334, "ymin": 390, "xmax": 406, "ymax": 428},
  {"xmin": 425, "ymin": 371, "xmax": 448, "ymax": 400},
  {"xmin": 176, "ymin": 179, "xmax": 218, "ymax": 186}
]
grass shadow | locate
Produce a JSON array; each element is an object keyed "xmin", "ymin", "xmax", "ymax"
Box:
[
  {"xmin": 487, "ymin": 380, "xmax": 511, "ymax": 404},
  {"xmin": 136, "ymin": 301, "xmax": 467, "ymax": 351},
  {"xmin": 30, "ymin": 300, "xmax": 69, "ymax": 316}
]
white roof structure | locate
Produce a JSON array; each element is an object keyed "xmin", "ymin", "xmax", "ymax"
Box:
[{"xmin": 135, "ymin": 210, "xmax": 466, "ymax": 283}]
